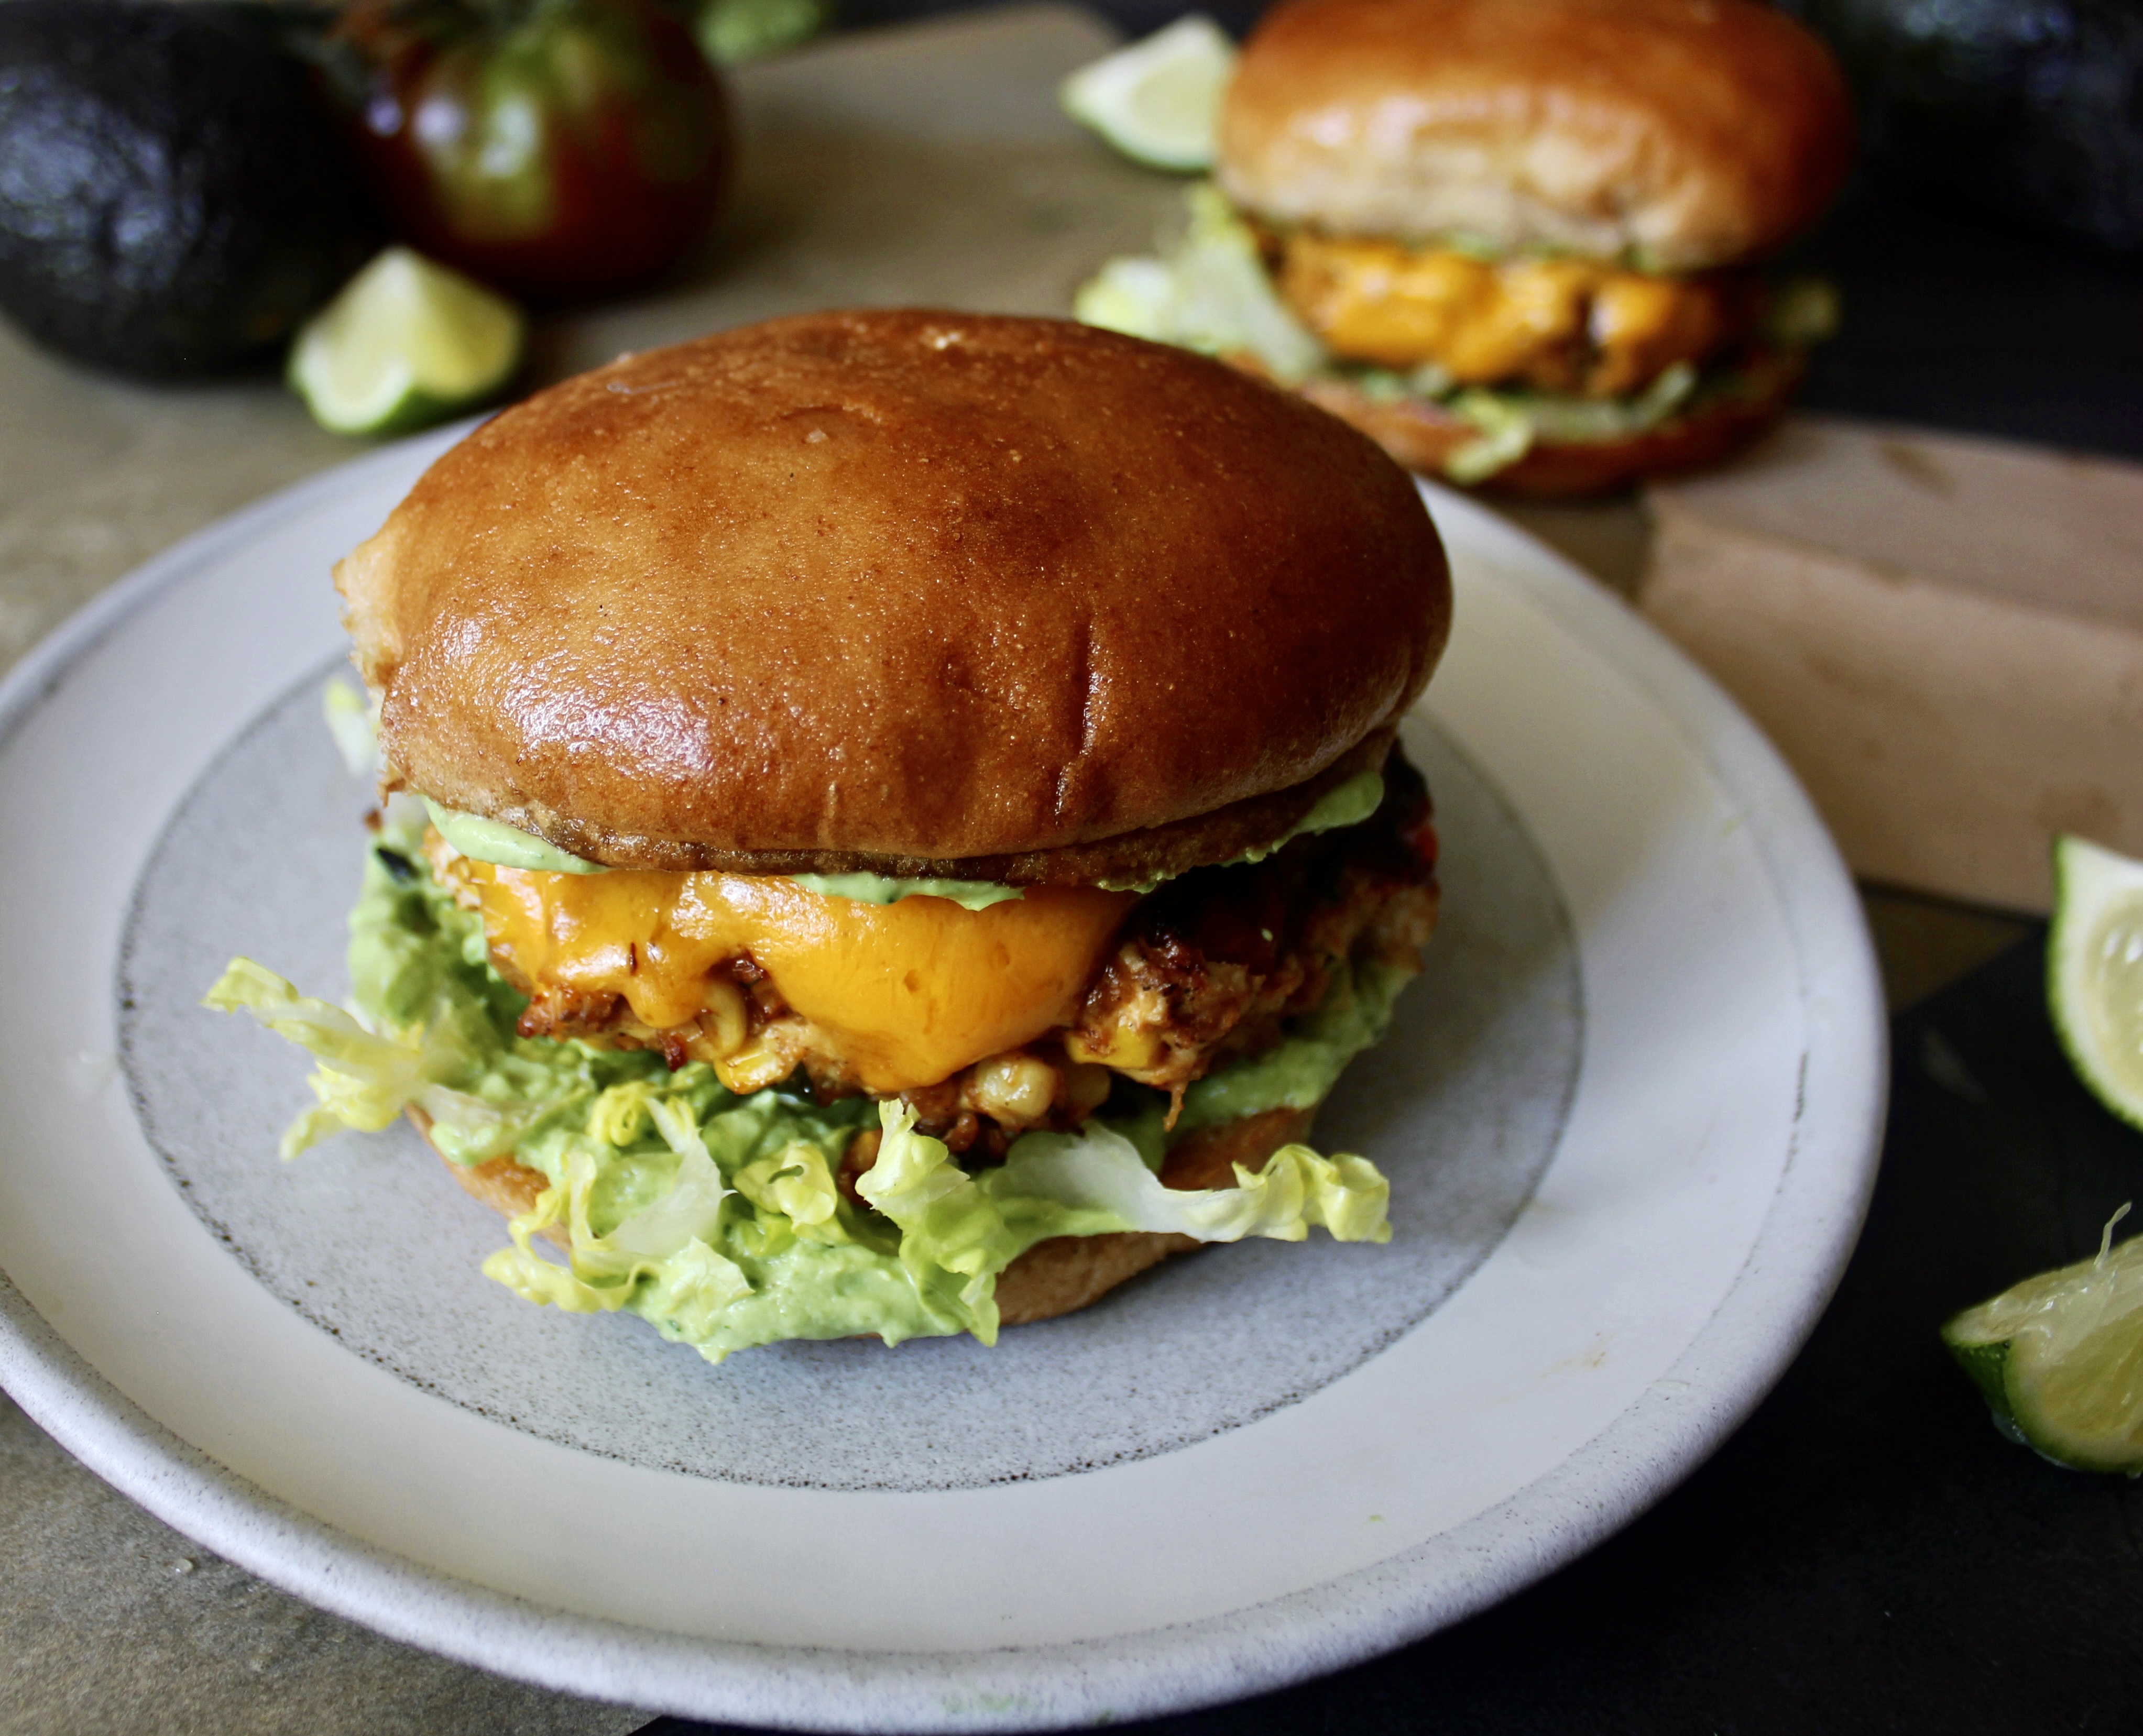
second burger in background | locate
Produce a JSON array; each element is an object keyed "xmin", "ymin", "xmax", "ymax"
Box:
[{"xmin": 1077, "ymin": 0, "xmax": 1854, "ymax": 493}]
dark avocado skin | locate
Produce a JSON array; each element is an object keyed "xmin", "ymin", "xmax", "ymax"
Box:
[
  {"xmin": 1780, "ymin": 0, "xmax": 2143, "ymax": 253},
  {"xmin": 0, "ymin": 0, "xmax": 378, "ymax": 377}
]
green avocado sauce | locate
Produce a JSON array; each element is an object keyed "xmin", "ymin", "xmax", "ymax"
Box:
[{"xmin": 420, "ymin": 767, "xmax": 1385, "ymax": 909}]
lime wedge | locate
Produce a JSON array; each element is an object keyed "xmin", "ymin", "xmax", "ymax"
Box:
[
  {"xmin": 2049, "ymin": 833, "xmax": 2143, "ymax": 1131},
  {"xmin": 697, "ymin": 0, "xmax": 827, "ymax": 65},
  {"xmin": 1060, "ymin": 15, "xmax": 1236, "ymax": 172},
  {"xmin": 289, "ymin": 247, "xmax": 525, "ymax": 438},
  {"xmin": 1943, "ymin": 1208, "xmax": 2143, "ymax": 1471}
]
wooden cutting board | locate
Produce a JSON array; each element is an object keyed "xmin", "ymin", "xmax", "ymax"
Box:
[{"xmin": 1642, "ymin": 415, "xmax": 2143, "ymax": 914}]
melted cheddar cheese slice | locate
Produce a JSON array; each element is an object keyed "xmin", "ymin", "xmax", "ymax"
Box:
[
  {"xmin": 1277, "ymin": 236, "xmax": 1735, "ymax": 398},
  {"xmin": 448, "ymin": 848, "xmax": 1137, "ymax": 1095}
]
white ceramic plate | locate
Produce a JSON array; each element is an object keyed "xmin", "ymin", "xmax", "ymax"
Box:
[{"xmin": 0, "ymin": 430, "xmax": 1886, "ymax": 1730}]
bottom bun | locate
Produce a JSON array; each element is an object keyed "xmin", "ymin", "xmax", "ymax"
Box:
[
  {"xmin": 412, "ymin": 1102, "xmax": 1316, "ymax": 1331},
  {"xmin": 1292, "ymin": 350, "xmax": 1803, "ymax": 497}
]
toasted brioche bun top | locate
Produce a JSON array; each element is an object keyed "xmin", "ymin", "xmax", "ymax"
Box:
[
  {"xmin": 1219, "ymin": 0, "xmax": 1853, "ymax": 272},
  {"xmin": 338, "ymin": 311, "xmax": 1449, "ymax": 878}
]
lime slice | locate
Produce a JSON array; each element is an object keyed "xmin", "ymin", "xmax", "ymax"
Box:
[
  {"xmin": 289, "ymin": 247, "xmax": 526, "ymax": 438},
  {"xmin": 697, "ymin": 0, "xmax": 827, "ymax": 65},
  {"xmin": 1943, "ymin": 1208, "xmax": 2143, "ymax": 1471},
  {"xmin": 2049, "ymin": 833, "xmax": 2143, "ymax": 1131},
  {"xmin": 1060, "ymin": 15, "xmax": 1236, "ymax": 172}
]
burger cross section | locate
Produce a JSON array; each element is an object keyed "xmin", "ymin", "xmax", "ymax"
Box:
[{"xmin": 209, "ymin": 310, "xmax": 1453, "ymax": 1363}]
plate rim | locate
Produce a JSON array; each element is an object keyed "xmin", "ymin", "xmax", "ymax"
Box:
[{"xmin": 0, "ymin": 453, "xmax": 1888, "ymax": 1730}]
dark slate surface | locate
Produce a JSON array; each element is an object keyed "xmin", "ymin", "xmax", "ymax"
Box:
[
  {"xmin": 647, "ymin": 934, "xmax": 2143, "ymax": 1735},
  {"xmin": 1795, "ymin": 185, "xmax": 2143, "ymax": 462}
]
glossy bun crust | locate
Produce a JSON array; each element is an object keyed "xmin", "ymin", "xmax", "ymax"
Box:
[
  {"xmin": 1220, "ymin": 0, "xmax": 1852, "ymax": 271},
  {"xmin": 340, "ymin": 311, "xmax": 1449, "ymax": 878},
  {"xmin": 423, "ymin": 1104, "xmax": 1314, "ymax": 1328},
  {"xmin": 1296, "ymin": 347, "xmax": 1804, "ymax": 496}
]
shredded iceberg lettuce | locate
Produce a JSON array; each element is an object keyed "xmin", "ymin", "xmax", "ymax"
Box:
[
  {"xmin": 857, "ymin": 1101, "xmax": 1392, "ymax": 1345},
  {"xmin": 981, "ymin": 1118, "xmax": 1390, "ymax": 1245},
  {"xmin": 206, "ymin": 822, "xmax": 1401, "ymax": 1361},
  {"xmin": 1075, "ymin": 182, "xmax": 1326, "ymax": 383},
  {"xmin": 1441, "ymin": 361, "xmax": 1700, "ymax": 483},
  {"xmin": 202, "ymin": 957, "xmax": 569, "ymax": 1160}
]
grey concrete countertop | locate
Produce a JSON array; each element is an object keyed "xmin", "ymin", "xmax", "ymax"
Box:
[
  {"xmin": 0, "ymin": 8, "xmax": 2020, "ymax": 1728},
  {"xmin": 0, "ymin": 3, "xmax": 1177, "ymax": 688},
  {"xmin": 0, "ymin": 12, "xmax": 1170, "ymax": 1729},
  {"xmin": 0, "ymin": 1396, "xmax": 645, "ymax": 1735}
]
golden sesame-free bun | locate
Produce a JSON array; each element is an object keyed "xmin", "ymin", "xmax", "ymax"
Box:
[
  {"xmin": 338, "ymin": 311, "xmax": 1450, "ymax": 881},
  {"xmin": 1219, "ymin": 0, "xmax": 1854, "ymax": 272},
  {"xmin": 1295, "ymin": 347, "xmax": 1806, "ymax": 496},
  {"xmin": 420, "ymin": 1105, "xmax": 1315, "ymax": 1328}
]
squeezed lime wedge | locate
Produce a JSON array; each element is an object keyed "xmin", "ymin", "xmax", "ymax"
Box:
[
  {"xmin": 289, "ymin": 247, "xmax": 526, "ymax": 437},
  {"xmin": 1944, "ymin": 1208, "xmax": 2143, "ymax": 1472},
  {"xmin": 1060, "ymin": 15, "xmax": 1235, "ymax": 172},
  {"xmin": 2049, "ymin": 834, "xmax": 2143, "ymax": 1133}
]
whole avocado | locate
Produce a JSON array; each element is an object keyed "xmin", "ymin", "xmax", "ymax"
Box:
[
  {"xmin": 1778, "ymin": 0, "xmax": 2143, "ymax": 252},
  {"xmin": 0, "ymin": 0, "xmax": 378, "ymax": 376}
]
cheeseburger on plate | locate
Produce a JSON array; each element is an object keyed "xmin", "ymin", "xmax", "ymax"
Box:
[
  {"xmin": 212, "ymin": 310, "xmax": 1452, "ymax": 1364},
  {"xmin": 1077, "ymin": 0, "xmax": 1854, "ymax": 492}
]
